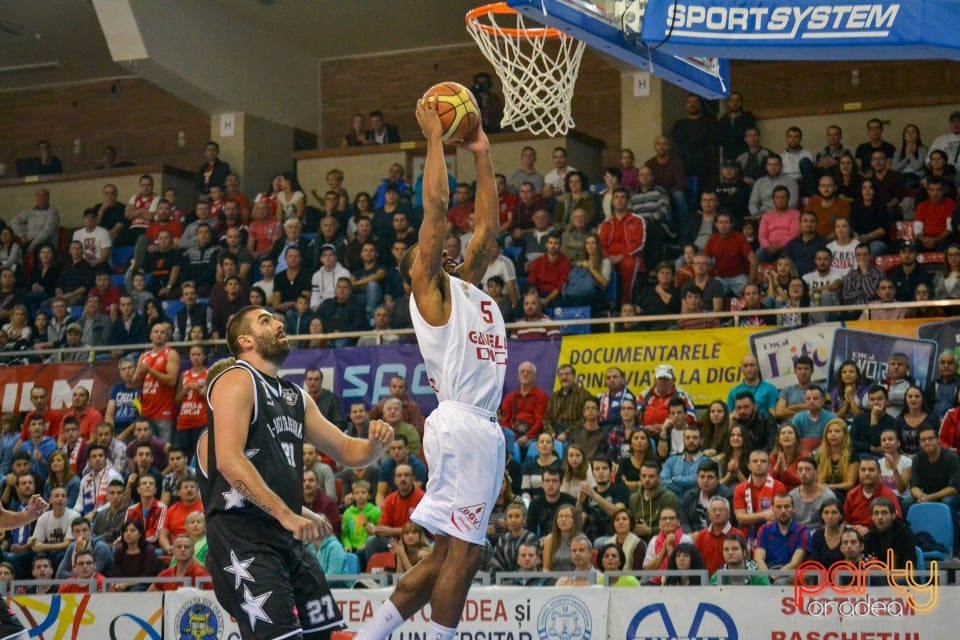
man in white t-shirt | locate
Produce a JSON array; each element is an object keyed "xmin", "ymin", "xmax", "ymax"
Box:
[
  {"xmin": 73, "ymin": 209, "xmax": 112, "ymax": 268},
  {"xmin": 28, "ymin": 487, "xmax": 80, "ymax": 568},
  {"xmin": 542, "ymin": 147, "xmax": 576, "ymax": 196},
  {"xmin": 480, "ymin": 240, "xmax": 519, "ymax": 308},
  {"xmin": 802, "ymin": 248, "xmax": 842, "ymax": 313},
  {"xmin": 926, "ymin": 110, "xmax": 960, "ymax": 167},
  {"xmin": 310, "ymin": 244, "xmax": 351, "ymax": 310}
]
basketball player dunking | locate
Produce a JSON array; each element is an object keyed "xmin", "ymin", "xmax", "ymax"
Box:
[
  {"xmin": 348, "ymin": 98, "xmax": 507, "ymax": 640},
  {"xmin": 201, "ymin": 309, "xmax": 394, "ymax": 640}
]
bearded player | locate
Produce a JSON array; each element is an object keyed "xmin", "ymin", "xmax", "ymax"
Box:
[
  {"xmin": 202, "ymin": 307, "xmax": 394, "ymax": 640},
  {"xmin": 346, "ymin": 98, "xmax": 507, "ymax": 640}
]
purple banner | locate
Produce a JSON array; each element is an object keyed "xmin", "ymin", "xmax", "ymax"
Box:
[
  {"xmin": 917, "ymin": 318, "xmax": 960, "ymax": 358},
  {"xmin": 827, "ymin": 328, "xmax": 938, "ymax": 389},
  {"xmin": 278, "ymin": 339, "xmax": 562, "ymax": 415}
]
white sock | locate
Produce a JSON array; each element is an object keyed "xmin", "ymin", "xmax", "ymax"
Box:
[
  {"xmin": 356, "ymin": 600, "xmax": 404, "ymax": 640},
  {"xmin": 427, "ymin": 621, "xmax": 457, "ymax": 640}
]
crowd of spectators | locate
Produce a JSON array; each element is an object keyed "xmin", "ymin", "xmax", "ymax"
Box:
[{"xmin": 1, "ymin": 98, "xmax": 960, "ymax": 588}]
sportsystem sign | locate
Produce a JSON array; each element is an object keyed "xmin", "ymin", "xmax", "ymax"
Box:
[
  {"xmin": 665, "ymin": 3, "xmax": 901, "ymax": 40},
  {"xmin": 639, "ymin": 0, "xmax": 960, "ymax": 61}
]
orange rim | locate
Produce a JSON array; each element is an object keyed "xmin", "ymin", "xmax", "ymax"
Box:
[{"xmin": 466, "ymin": 2, "xmax": 566, "ymax": 38}]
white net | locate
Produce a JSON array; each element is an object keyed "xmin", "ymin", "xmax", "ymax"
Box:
[{"xmin": 466, "ymin": 5, "xmax": 586, "ymax": 137}]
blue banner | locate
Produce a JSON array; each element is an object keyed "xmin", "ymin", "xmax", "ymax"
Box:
[
  {"xmin": 640, "ymin": 0, "xmax": 959, "ymax": 60},
  {"xmin": 280, "ymin": 339, "xmax": 562, "ymax": 415},
  {"xmin": 827, "ymin": 328, "xmax": 938, "ymax": 390}
]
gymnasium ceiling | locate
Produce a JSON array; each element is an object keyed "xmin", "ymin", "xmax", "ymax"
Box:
[{"xmin": 0, "ymin": 0, "xmax": 482, "ymax": 92}]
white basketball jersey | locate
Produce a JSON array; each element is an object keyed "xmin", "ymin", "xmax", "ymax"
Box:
[{"xmin": 410, "ymin": 277, "xmax": 507, "ymax": 413}]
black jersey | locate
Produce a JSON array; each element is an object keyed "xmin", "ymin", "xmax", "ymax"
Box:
[{"xmin": 203, "ymin": 359, "xmax": 306, "ymax": 524}]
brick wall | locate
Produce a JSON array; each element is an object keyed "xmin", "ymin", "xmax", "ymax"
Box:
[
  {"xmin": 0, "ymin": 79, "xmax": 209, "ymax": 176},
  {"xmin": 319, "ymin": 45, "xmax": 622, "ymax": 170}
]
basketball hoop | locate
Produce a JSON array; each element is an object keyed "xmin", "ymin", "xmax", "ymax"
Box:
[{"xmin": 466, "ymin": 3, "xmax": 585, "ymax": 137}]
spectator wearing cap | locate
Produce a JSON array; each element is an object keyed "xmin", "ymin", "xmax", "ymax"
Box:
[
  {"xmin": 887, "ymin": 242, "xmax": 932, "ymax": 302},
  {"xmin": 48, "ymin": 323, "xmax": 92, "ymax": 363},
  {"xmin": 310, "ymin": 243, "xmax": 350, "ymax": 311},
  {"xmin": 726, "ymin": 356, "xmax": 778, "ymax": 414},
  {"xmin": 926, "ymin": 110, "xmax": 960, "ymax": 168},
  {"xmin": 637, "ymin": 364, "xmax": 697, "ymax": 438}
]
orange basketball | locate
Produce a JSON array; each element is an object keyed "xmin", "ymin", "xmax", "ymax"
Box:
[{"xmin": 420, "ymin": 82, "xmax": 480, "ymax": 142}]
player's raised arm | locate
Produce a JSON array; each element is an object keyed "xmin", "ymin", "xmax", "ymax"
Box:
[
  {"xmin": 458, "ymin": 124, "xmax": 495, "ymax": 285},
  {"xmin": 411, "ymin": 99, "xmax": 450, "ymax": 296}
]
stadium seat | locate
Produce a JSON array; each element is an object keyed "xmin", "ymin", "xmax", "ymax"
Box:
[
  {"xmin": 503, "ymin": 246, "xmax": 522, "ymax": 265},
  {"xmin": 68, "ymin": 305, "xmax": 83, "ymax": 319},
  {"xmin": 110, "ymin": 274, "xmax": 126, "ymax": 288},
  {"xmin": 335, "ymin": 478, "xmax": 344, "ymax": 504},
  {"xmin": 365, "ymin": 551, "xmax": 396, "ymax": 573},
  {"xmin": 604, "ymin": 272, "xmax": 619, "ymax": 303},
  {"xmin": 162, "ymin": 300, "xmax": 185, "ymax": 318},
  {"xmin": 111, "ymin": 246, "xmax": 135, "ymax": 272},
  {"xmin": 552, "ymin": 306, "xmax": 590, "ymax": 335},
  {"xmin": 302, "ymin": 233, "xmax": 318, "ymax": 242},
  {"xmin": 344, "ymin": 552, "xmax": 361, "ymax": 575},
  {"xmin": 512, "ymin": 442, "xmax": 522, "ymax": 464},
  {"xmin": 914, "ymin": 547, "xmax": 926, "ymax": 572},
  {"xmin": 907, "ymin": 502, "xmax": 953, "ymax": 562}
]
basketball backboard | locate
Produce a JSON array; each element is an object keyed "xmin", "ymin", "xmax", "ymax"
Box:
[{"xmin": 505, "ymin": 0, "xmax": 730, "ymax": 98}]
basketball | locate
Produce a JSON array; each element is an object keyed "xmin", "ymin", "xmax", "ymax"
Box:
[{"xmin": 420, "ymin": 82, "xmax": 480, "ymax": 142}]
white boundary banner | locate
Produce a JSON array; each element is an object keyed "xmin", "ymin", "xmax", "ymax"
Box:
[
  {"xmin": 163, "ymin": 589, "xmax": 241, "ymax": 640},
  {"xmin": 750, "ymin": 323, "xmax": 841, "ymax": 388},
  {"xmin": 10, "ymin": 591, "xmax": 163, "ymax": 639},
  {"xmin": 607, "ymin": 586, "xmax": 956, "ymax": 640},
  {"xmin": 335, "ymin": 586, "xmax": 608, "ymax": 638}
]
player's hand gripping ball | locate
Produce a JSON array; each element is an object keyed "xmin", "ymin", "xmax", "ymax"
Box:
[{"xmin": 420, "ymin": 82, "xmax": 480, "ymax": 142}]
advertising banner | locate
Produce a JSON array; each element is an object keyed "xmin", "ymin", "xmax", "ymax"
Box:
[
  {"xmin": 0, "ymin": 362, "xmax": 116, "ymax": 415},
  {"xmin": 607, "ymin": 585, "xmax": 952, "ymax": 640},
  {"xmin": 750, "ymin": 323, "xmax": 840, "ymax": 387},
  {"xmin": 828, "ymin": 328, "xmax": 938, "ymax": 390},
  {"xmin": 559, "ymin": 327, "xmax": 763, "ymax": 406},
  {"xmin": 281, "ymin": 340, "xmax": 561, "ymax": 414},
  {"xmin": 163, "ymin": 589, "xmax": 241, "ymax": 640},
  {"xmin": 917, "ymin": 318, "xmax": 960, "ymax": 357},
  {"xmin": 335, "ymin": 586, "xmax": 608, "ymax": 638},
  {"xmin": 165, "ymin": 586, "xmax": 607, "ymax": 640},
  {"xmin": 10, "ymin": 592, "xmax": 163, "ymax": 640}
]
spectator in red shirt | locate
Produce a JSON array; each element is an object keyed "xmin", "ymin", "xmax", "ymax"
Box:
[
  {"xmin": 363, "ymin": 464, "xmax": 425, "ymax": 559},
  {"xmin": 88, "ymin": 271, "xmax": 122, "ymax": 321},
  {"xmin": 446, "ymin": 183, "xmax": 475, "ymax": 234},
  {"xmin": 57, "ymin": 550, "xmax": 105, "ymax": 593},
  {"xmin": 58, "ymin": 386, "xmax": 102, "ymax": 443},
  {"xmin": 599, "ymin": 187, "xmax": 647, "ymax": 302},
  {"xmin": 149, "ymin": 533, "xmax": 210, "ymax": 591},
  {"xmin": 694, "ymin": 495, "xmax": 743, "ymax": 575},
  {"xmin": 705, "ymin": 212, "xmax": 757, "ymax": 296},
  {"xmin": 527, "ymin": 232, "xmax": 573, "ymax": 309},
  {"xmin": 497, "ymin": 174, "xmax": 517, "ymax": 231},
  {"xmin": 20, "ymin": 385, "xmax": 61, "ymax": 442},
  {"xmin": 499, "ymin": 361, "xmax": 549, "ymax": 448},
  {"xmin": 916, "ymin": 177, "xmax": 954, "ymax": 250},
  {"xmin": 843, "ymin": 457, "xmax": 901, "ymax": 533},
  {"xmin": 125, "ymin": 475, "xmax": 167, "ymax": 545}
]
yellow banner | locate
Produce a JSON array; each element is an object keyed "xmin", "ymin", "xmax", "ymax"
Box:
[
  {"xmin": 559, "ymin": 326, "xmax": 766, "ymax": 406},
  {"xmin": 847, "ymin": 317, "xmax": 937, "ymax": 337}
]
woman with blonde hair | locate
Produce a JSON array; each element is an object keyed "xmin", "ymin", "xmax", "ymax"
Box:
[
  {"xmin": 390, "ymin": 522, "xmax": 432, "ymax": 573},
  {"xmin": 815, "ymin": 419, "xmax": 859, "ymax": 506}
]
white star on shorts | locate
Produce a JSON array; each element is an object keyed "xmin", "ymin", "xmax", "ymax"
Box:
[
  {"xmin": 222, "ymin": 487, "xmax": 246, "ymax": 509},
  {"xmin": 224, "ymin": 550, "xmax": 255, "ymax": 589},
  {"xmin": 241, "ymin": 585, "xmax": 273, "ymax": 630}
]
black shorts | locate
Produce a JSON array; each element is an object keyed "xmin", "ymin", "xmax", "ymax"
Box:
[
  {"xmin": 207, "ymin": 513, "xmax": 345, "ymax": 640},
  {"xmin": 0, "ymin": 603, "xmax": 25, "ymax": 640}
]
